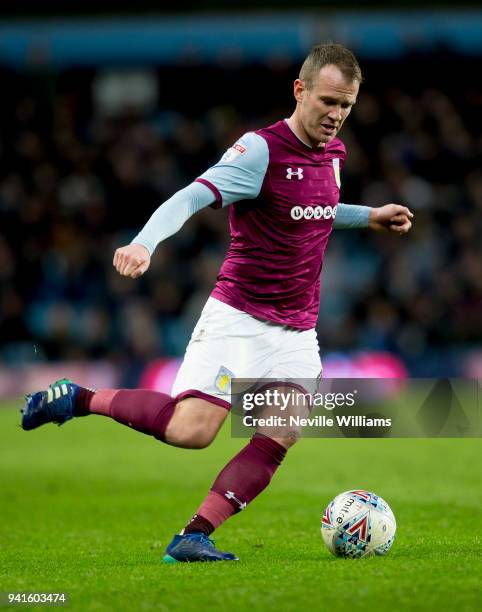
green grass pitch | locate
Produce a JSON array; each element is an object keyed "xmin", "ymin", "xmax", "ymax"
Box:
[{"xmin": 1, "ymin": 401, "xmax": 481, "ymax": 611}]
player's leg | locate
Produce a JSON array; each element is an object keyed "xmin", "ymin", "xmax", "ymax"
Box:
[
  {"xmin": 164, "ymin": 392, "xmax": 307, "ymax": 564},
  {"xmin": 179, "ymin": 385, "xmax": 308, "ymax": 531},
  {"xmin": 163, "ymin": 429, "xmax": 289, "ymax": 563},
  {"xmin": 89, "ymin": 389, "xmax": 229, "ymax": 449},
  {"xmin": 165, "ymin": 326, "xmax": 321, "ymax": 562},
  {"xmin": 21, "ymin": 299, "xmax": 235, "ymax": 448},
  {"xmin": 88, "ymin": 386, "xmax": 230, "ymax": 449},
  {"xmin": 21, "ymin": 380, "xmax": 228, "ymax": 449},
  {"xmin": 21, "ymin": 298, "xmax": 250, "ymax": 448}
]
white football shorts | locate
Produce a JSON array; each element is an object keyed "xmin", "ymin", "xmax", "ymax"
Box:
[{"xmin": 171, "ymin": 297, "xmax": 322, "ymax": 408}]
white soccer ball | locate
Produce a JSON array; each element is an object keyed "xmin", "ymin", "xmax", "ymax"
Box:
[{"xmin": 321, "ymin": 489, "xmax": 396, "ymax": 558}]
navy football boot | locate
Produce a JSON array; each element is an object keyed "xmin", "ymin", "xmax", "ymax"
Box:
[
  {"xmin": 21, "ymin": 378, "xmax": 80, "ymax": 431},
  {"xmin": 163, "ymin": 533, "xmax": 239, "ymax": 563}
]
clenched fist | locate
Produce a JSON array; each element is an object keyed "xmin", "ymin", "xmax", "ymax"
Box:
[
  {"xmin": 368, "ymin": 203, "xmax": 414, "ymax": 234},
  {"xmin": 113, "ymin": 243, "xmax": 151, "ymax": 278}
]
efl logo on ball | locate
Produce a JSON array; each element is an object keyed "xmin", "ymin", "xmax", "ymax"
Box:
[{"xmin": 321, "ymin": 489, "xmax": 396, "ymax": 558}]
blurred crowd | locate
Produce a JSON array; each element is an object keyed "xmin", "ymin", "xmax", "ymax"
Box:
[{"xmin": 0, "ymin": 52, "xmax": 481, "ymax": 374}]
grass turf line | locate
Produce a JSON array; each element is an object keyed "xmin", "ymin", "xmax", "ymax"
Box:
[{"xmin": 0, "ymin": 403, "xmax": 481, "ymax": 611}]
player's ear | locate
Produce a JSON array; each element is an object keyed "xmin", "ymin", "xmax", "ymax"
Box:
[{"xmin": 294, "ymin": 79, "xmax": 305, "ymax": 103}]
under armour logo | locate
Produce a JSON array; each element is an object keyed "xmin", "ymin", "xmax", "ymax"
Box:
[
  {"xmin": 286, "ymin": 167, "xmax": 303, "ymax": 180},
  {"xmin": 225, "ymin": 490, "xmax": 247, "ymax": 510}
]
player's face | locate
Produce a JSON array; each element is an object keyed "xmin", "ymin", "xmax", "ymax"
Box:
[{"xmin": 294, "ymin": 64, "xmax": 359, "ymax": 147}]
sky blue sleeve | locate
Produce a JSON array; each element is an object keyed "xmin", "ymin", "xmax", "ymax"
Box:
[
  {"xmin": 130, "ymin": 133, "xmax": 268, "ymax": 255},
  {"xmin": 131, "ymin": 181, "xmax": 215, "ymax": 255},
  {"xmin": 334, "ymin": 204, "xmax": 370, "ymax": 229},
  {"xmin": 195, "ymin": 131, "xmax": 269, "ymax": 208}
]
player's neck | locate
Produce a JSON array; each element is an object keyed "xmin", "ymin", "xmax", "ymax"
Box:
[{"xmin": 285, "ymin": 115, "xmax": 325, "ymax": 150}]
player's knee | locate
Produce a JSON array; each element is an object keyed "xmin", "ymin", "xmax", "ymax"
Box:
[
  {"xmin": 165, "ymin": 411, "xmax": 218, "ymax": 449},
  {"xmin": 169, "ymin": 425, "xmax": 216, "ymax": 449},
  {"xmin": 185, "ymin": 424, "xmax": 217, "ymax": 449}
]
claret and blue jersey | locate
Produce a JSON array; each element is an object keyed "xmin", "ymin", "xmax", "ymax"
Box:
[
  {"xmin": 132, "ymin": 119, "xmax": 369, "ymax": 331},
  {"xmin": 196, "ymin": 120, "xmax": 347, "ymax": 330}
]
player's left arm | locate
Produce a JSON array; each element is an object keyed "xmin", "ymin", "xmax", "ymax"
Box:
[
  {"xmin": 335, "ymin": 203, "xmax": 413, "ymax": 234},
  {"xmin": 332, "ymin": 142, "xmax": 413, "ymax": 234}
]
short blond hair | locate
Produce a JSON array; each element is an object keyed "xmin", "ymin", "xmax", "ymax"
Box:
[{"xmin": 299, "ymin": 43, "xmax": 363, "ymax": 88}]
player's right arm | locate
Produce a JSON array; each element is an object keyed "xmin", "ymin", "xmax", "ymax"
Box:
[
  {"xmin": 113, "ymin": 181, "xmax": 215, "ymax": 278},
  {"xmin": 114, "ymin": 132, "xmax": 268, "ymax": 278}
]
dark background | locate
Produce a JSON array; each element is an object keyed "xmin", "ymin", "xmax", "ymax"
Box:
[{"xmin": 0, "ymin": 5, "xmax": 481, "ymax": 379}]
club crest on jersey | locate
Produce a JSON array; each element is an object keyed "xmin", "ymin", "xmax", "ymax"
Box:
[
  {"xmin": 286, "ymin": 167, "xmax": 304, "ymax": 180},
  {"xmin": 215, "ymin": 366, "xmax": 235, "ymax": 394},
  {"xmin": 332, "ymin": 158, "xmax": 341, "ymax": 188}
]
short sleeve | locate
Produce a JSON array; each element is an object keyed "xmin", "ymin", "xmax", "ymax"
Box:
[{"xmin": 195, "ymin": 132, "xmax": 269, "ymax": 209}]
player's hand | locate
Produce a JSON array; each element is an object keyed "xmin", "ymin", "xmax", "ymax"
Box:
[
  {"xmin": 113, "ymin": 243, "xmax": 151, "ymax": 278},
  {"xmin": 368, "ymin": 204, "xmax": 414, "ymax": 234}
]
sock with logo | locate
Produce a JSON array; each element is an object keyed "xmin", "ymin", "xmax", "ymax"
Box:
[
  {"xmin": 183, "ymin": 514, "xmax": 215, "ymax": 536},
  {"xmin": 75, "ymin": 388, "xmax": 177, "ymax": 443},
  {"xmin": 183, "ymin": 433, "xmax": 286, "ymax": 534}
]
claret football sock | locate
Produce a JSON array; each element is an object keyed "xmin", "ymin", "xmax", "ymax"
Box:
[
  {"xmin": 77, "ymin": 388, "xmax": 176, "ymax": 442},
  {"xmin": 183, "ymin": 514, "xmax": 215, "ymax": 536},
  {"xmin": 73, "ymin": 387, "xmax": 95, "ymax": 415},
  {"xmin": 183, "ymin": 433, "xmax": 286, "ymax": 533}
]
